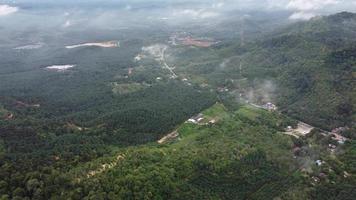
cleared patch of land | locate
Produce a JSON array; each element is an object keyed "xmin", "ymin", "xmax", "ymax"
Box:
[
  {"xmin": 170, "ymin": 33, "xmax": 217, "ymax": 47},
  {"xmin": 14, "ymin": 43, "xmax": 44, "ymax": 50},
  {"xmin": 286, "ymin": 122, "xmax": 314, "ymax": 137},
  {"xmin": 66, "ymin": 123, "xmax": 89, "ymax": 131},
  {"xmin": 182, "ymin": 37, "xmax": 216, "ymax": 47},
  {"xmin": 46, "ymin": 65, "xmax": 76, "ymax": 71},
  {"xmin": 157, "ymin": 130, "xmax": 179, "ymax": 144},
  {"xmin": 15, "ymin": 100, "xmax": 40, "ymax": 108},
  {"xmin": 66, "ymin": 41, "xmax": 120, "ymax": 49}
]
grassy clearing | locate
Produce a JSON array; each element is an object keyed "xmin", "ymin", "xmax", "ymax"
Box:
[
  {"xmin": 202, "ymin": 102, "xmax": 228, "ymax": 119},
  {"xmin": 236, "ymin": 105, "xmax": 261, "ymax": 121}
]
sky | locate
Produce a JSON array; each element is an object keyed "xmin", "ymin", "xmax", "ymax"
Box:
[{"xmin": 0, "ymin": 0, "xmax": 356, "ymax": 20}]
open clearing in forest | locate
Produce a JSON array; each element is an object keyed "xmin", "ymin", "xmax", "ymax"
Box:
[
  {"xmin": 15, "ymin": 100, "xmax": 40, "ymax": 108},
  {"xmin": 66, "ymin": 41, "xmax": 120, "ymax": 49},
  {"xmin": 181, "ymin": 36, "xmax": 216, "ymax": 47},
  {"xmin": 14, "ymin": 43, "xmax": 44, "ymax": 50},
  {"xmin": 46, "ymin": 65, "xmax": 76, "ymax": 72},
  {"xmin": 285, "ymin": 122, "xmax": 314, "ymax": 137},
  {"xmin": 158, "ymin": 130, "xmax": 179, "ymax": 144}
]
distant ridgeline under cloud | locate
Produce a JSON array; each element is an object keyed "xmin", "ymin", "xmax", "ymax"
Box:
[
  {"xmin": 285, "ymin": 0, "xmax": 351, "ymax": 20},
  {"xmin": 218, "ymin": 0, "xmax": 356, "ymax": 20},
  {"xmin": 1, "ymin": 0, "xmax": 356, "ymax": 20}
]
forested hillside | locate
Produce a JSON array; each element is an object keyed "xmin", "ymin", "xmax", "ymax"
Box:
[
  {"xmin": 2, "ymin": 103, "xmax": 355, "ymax": 199},
  {"xmin": 216, "ymin": 12, "xmax": 356, "ymax": 130}
]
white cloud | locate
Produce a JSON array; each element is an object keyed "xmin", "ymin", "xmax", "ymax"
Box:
[
  {"xmin": 289, "ymin": 11, "xmax": 316, "ymax": 20},
  {"xmin": 286, "ymin": 0, "xmax": 340, "ymax": 20},
  {"xmin": 173, "ymin": 9, "xmax": 219, "ymax": 19},
  {"xmin": 212, "ymin": 2, "xmax": 225, "ymax": 9},
  {"xmin": 0, "ymin": 4, "xmax": 18, "ymax": 16},
  {"xmin": 287, "ymin": 0, "xmax": 340, "ymax": 11},
  {"xmin": 266, "ymin": 0, "xmax": 288, "ymax": 9},
  {"xmin": 199, "ymin": 11, "xmax": 220, "ymax": 18}
]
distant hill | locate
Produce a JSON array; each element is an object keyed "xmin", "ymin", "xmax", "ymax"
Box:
[{"xmin": 223, "ymin": 12, "xmax": 356, "ymax": 130}]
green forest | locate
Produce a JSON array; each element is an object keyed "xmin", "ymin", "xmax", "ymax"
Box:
[{"xmin": 0, "ymin": 8, "xmax": 355, "ymax": 200}]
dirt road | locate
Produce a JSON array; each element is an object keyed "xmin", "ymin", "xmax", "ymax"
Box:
[
  {"xmin": 161, "ymin": 48, "xmax": 178, "ymax": 78},
  {"xmin": 158, "ymin": 130, "xmax": 179, "ymax": 144},
  {"xmin": 86, "ymin": 154, "xmax": 125, "ymax": 178}
]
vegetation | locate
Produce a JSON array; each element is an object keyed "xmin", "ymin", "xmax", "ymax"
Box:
[
  {"xmin": 0, "ymin": 10, "xmax": 355, "ymax": 200},
  {"xmin": 0, "ymin": 104, "xmax": 298, "ymax": 199},
  {"xmin": 216, "ymin": 12, "xmax": 356, "ymax": 130}
]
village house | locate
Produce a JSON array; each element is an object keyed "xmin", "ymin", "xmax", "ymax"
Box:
[
  {"xmin": 209, "ymin": 119, "xmax": 217, "ymax": 124},
  {"xmin": 217, "ymin": 87, "xmax": 229, "ymax": 92},
  {"xmin": 187, "ymin": 113, "xmax": 204, "ymax": 124},
  {"xmin": 330, "ymin": 133, "xmax": 347, "ymax": 144},
  {"xmin": 286, "ymin": 126, "xmax": 293, "ymax": 131},
  {"xmin": 262, "ymin": 102, "xmax": 277, "ymax": 111},
  {"xmin": 315, "ymin": 160, "xmax": 324, "ymax": 166}
]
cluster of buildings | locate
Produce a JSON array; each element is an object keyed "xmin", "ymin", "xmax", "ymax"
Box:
[
  {"xmin": 187, "ymin": 113, "xmax": 217, "ymax": 125},
  {"xmin": 331, "ymin": 127, "xmax": 349, "ymax": 134},
  {"xmin": 217, "ymin": 87, "xmax": 229, "ymax": 93},
  {"xmin": 262, "ymin": 102, "xmax": 277, "ymax": 111},
  {"xmin": 330, "ymin": 132, "xmax": 348, "ymax": 144},
  {"xmin": 187, "ymin": 113, "xmax": 204, "ymax": 124},
  {"xmin": 328, "ymin": 144, "xmax": 337, "ymax": 153}
]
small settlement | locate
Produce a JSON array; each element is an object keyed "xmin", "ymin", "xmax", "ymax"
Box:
[{"xmin": 262, "ymin": 102, "xmax": 278, "ymax": 111}]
